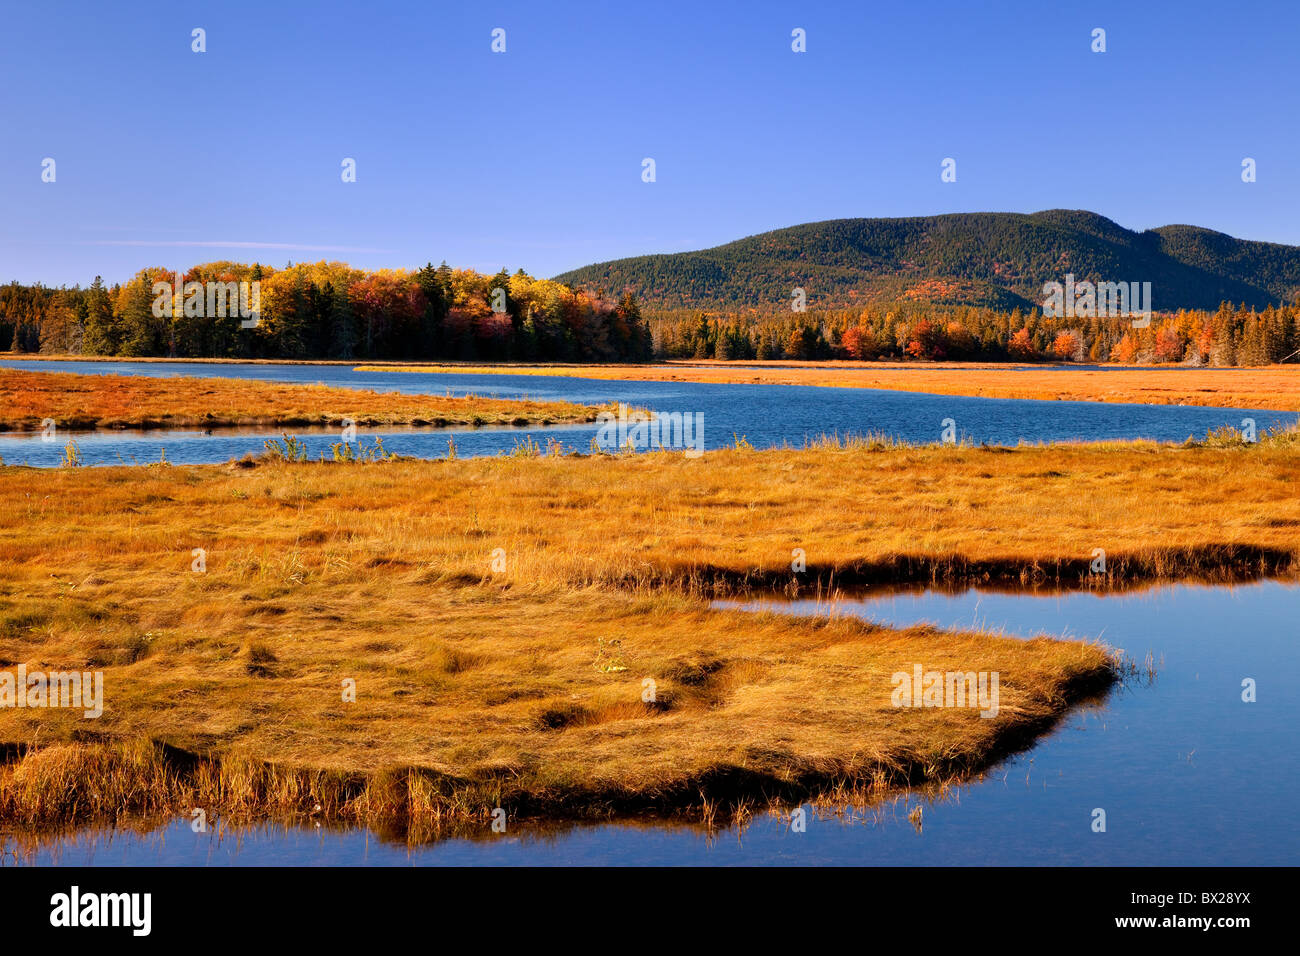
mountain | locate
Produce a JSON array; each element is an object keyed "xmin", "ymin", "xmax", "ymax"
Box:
[{"xmin": 553, "ymin": 211, "xmax": 1300, "ymax": 312}]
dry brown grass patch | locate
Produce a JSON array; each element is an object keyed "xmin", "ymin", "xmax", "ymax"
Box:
[
  {"xmin": 9, "ymin": 436, "xmax": 1289, "ymax": 827},
  {"xmin": 0, "ymin": 367, "xmax": 606, "ymax": 431}
]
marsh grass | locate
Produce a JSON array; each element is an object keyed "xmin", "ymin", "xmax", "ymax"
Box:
[
  {"xmin": 1191, "ymin": 421, "xmax": 1300, "ymax": 449},
  {"xmin": 0, "ymin": 368, "xmax": 609, "ymax": 431},
  {"xmin": 329, "ymin": 439, "xmax": 394, "ymax": 463},
  {"xmin": 263, "ymin": 435, "xmax": 308, "ymax": 462},
  {"xmin": 509, "ymin": 436, "xmax": 542, "ymax": 458},
  {"xmin": 0, "ymin": 748, "xmax": 1040, "ymax": 854},
  {"xmin": 353, "ymin": 361, "xmax": 1300, "ymax": 411},
  {"xmin": 60, "ymin": 439, "xmax": 82, "ymax": 468},
  {"xmin": 2, "ymin": 436, "xmax": 1295, "ymax": 828}
]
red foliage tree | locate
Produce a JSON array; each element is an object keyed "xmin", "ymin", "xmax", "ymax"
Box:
[
  {"xmin": 841, "ymin": 324, "xmax": 877, "ymax": 360},
  {"xmin": 904, "ymin": 318, "xmax": 947, "ymax": 360},
  {"xmin": 1154, "ymin": 323, "xmax": 1186, "ymax": 363}
]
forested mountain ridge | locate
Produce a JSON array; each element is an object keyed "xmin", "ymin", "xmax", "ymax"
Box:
[{"xmin": 554, "ymin": 211, "xmax": 1300, "ymax": 311}]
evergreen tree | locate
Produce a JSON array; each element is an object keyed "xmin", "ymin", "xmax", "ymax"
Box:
[
  {"xmin": 328, "ymin": 280, "xmax": 356, "ymax": 359},
  {"xmin": 117, "ymin": 273, "xmax": 161, "ymax": 356},
  {"xmin": 82, "ymin": 276, "xmax": 117, "ymax": 354}
]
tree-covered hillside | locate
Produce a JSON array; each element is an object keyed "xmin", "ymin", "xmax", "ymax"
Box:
[{"xmin": 555, "ymin": 211, "xmax": 1300, "ymax": 311}]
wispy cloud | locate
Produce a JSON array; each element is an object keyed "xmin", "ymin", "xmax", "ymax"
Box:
[{"xmin": 84, "ymin": 240, "xmax": 394, "ymax": 253}]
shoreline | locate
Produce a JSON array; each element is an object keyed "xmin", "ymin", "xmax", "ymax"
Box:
[
  {"xmin": 353, "ymin": 361, "xmax": 1300, "ymax": 412},
  {"xmin": 0, "ymin": 367, "xmax": 608, "ymax": 432},
  {"xmin": 6, "ymin": 353, "xmax": 1298, "ymax": 412},
  {"xmin": 4, "ymin": 440, "xmax": 1297, "ymax": 829},
  {"xmin": 0, "ymin": 663, "xmax": 1115, "ymax": 833}
]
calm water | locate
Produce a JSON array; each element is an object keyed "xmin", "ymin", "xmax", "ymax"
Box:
[
  {"xmin": 7, "ymin": 580, "xmax": 1297, "ymax": 866},
  {"xmin": 1, "ymin": 359, "xmax": 1293, "ymax": 466}
]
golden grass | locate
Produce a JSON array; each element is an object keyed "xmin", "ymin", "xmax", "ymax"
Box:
[
  {"xmin": 0, "ymin": 368, "xmax": 605, "ymax": 431},
  {"xmin": 6, "ymin": 434, "xmax": 1298, "ymax": 829},
  {"xmin": 356, "ymin": 360, "xmax": 1300, "ymax": 411}
]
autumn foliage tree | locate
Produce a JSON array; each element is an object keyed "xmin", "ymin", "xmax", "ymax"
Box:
[
  {"xmin": 1049, "ymin": 331, "xmax": 1082, "ymax": 361},
  {"xmin": 1007, "ymin": 327, "xmax": 1037, "ymax": 360},
  {"xmin": 1154, "ymin": 322, "xmax": 1187, "ymax": 363},
  {"xmin": 842, "ymin": 324, "xmax": 880, "ymax": 359},
  {"xmin": 904, "ymin": 318, "xmax": 947, "ymax": 360}
]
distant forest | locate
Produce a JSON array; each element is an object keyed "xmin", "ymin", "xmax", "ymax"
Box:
[
  {"xmin": 0, "ymin": 262, "xmax": 653, "ymax": 363},
  {"xmin": 3, "ymin": 262, "xmax": 1299, "ymax": 366},
  {"xmin": 648, "ymin": 301, "xmax": 1300, "ymax": 366}
]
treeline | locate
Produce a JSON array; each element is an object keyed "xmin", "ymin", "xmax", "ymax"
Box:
[
  {"xmin": 8, "ymin": 262, "xmax": 1297, "ymax": 366},
  {"xmin": 650, "ymin": 301, "xmax": 1300, "ymax": 365},
  {"xmin": 1, "ymin": 262, "xmax": 653, "ymax": 362}
]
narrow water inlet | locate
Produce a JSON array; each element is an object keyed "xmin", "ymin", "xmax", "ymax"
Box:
[{"xmin": 712, "ymin": 577, "xmax": 1300, "ymax": 641}]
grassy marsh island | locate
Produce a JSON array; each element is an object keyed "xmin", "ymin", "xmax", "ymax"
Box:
[
  {"xmin": 0, "ymin": 368, "xmax": 609, "ymax": 432},
  {"xmin": 4, "ymin": 431, "xmax": 1299, "ymax": 831}
]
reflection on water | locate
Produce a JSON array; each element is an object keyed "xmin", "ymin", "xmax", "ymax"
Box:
[
  {"xmin": 0, "ymin": 422, "xmax": 597, "ymax": 468},
  {"xmin": 7, "ymin": 580, "xmax": 1297, "ymax": 866},
  {"xmin": 2, "ymin": 358, "xmax": 1295, "ymax": 466}
]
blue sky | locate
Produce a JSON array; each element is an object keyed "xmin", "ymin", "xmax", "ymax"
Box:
[{"xmin": 2, "ymin": 0, "xmax": 1298, "ymax": 286}]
